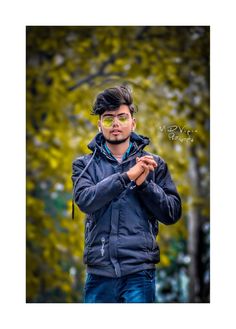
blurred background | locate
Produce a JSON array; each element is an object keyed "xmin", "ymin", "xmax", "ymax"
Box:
[{"xmin": 26, "ymin": 26, "xmax": 210, "ymax": 303}]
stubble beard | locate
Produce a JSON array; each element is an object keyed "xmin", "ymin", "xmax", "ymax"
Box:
[{"xmin": 104, "ymin": 134, "xmax": 131, "ymax": 145}]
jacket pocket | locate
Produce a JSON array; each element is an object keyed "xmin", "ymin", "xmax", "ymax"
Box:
[
  {"xmin": 86, "ymin": 238, "xmax": 109, "ymax": 266},
  {"xmin": 85, "ymin": 215, "xmax": 96, "ymax": 244},
  {"xmin": 84, "ymin": 216, "xmax": 95, "ymax": 264},
  {"xmin": 142, "ymin": 231, "xmax": 154, "ymax": 251}
]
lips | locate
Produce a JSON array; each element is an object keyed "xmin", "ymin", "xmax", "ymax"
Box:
[{"xmin": 111, "ymin": 130, "xmax": 122, "ymax": 135}]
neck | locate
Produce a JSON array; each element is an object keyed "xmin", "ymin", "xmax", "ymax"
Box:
[{"xmin": 105, "ymin": 139, "xmax": 130, "ymax": 155}]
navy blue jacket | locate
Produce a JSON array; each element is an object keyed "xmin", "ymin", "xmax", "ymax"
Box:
[{"xmin": 72, "ymin": 132, "xmax": 181, "ymax": 278}]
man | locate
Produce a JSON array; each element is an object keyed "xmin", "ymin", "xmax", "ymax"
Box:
[{"xmin": 72, "ymin": 85, "xmax": 182, "ymax": 303}]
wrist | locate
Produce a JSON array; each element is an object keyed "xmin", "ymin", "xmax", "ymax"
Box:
[
  {"xmin": 127, "ymin": 170, "xmax": 135, "ymax": 181},
  {"xmin": 121, "ymin": 172, "xmax": 131, "ymax": 185}
]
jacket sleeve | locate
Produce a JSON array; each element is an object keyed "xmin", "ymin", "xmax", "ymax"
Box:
[
  {"xmin": 72, "ymin": 157, "xmax": 131, "ymax": 214},
  {"xmin": 136, "ymin": 157, "xmax": 182, "ymax": 225}
]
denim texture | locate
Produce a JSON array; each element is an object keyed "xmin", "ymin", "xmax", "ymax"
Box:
[{"xmin": 84, "ymin": 269, "xmax": 156, "ymax": 303}]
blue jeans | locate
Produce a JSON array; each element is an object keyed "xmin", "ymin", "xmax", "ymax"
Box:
[{"xmin": 84, "ymin": 269, "xmax": 156, "ymax": 303}]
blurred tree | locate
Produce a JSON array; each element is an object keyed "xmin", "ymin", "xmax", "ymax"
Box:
[{"xmin": 26, "ymin": 26, "xmax": 209, "ymax": 302}]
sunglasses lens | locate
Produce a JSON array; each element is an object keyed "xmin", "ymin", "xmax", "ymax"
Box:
[
  {"xmin": 118, "ymin": 116, "xmax": 129, "ymax": 125},
  {"xmin": 102, "ymin": 117, "xmax": 113, "ymax": 128}
]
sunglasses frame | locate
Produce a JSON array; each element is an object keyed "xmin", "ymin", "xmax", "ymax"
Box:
[{"xmin": 101, "ymin": 113, "xmax": 131, "ymax": 128}]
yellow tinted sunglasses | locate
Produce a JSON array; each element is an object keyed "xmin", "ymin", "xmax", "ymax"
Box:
[{"xmin": 101, "ymin": 114, "xmax": 130, "ymax": 128}]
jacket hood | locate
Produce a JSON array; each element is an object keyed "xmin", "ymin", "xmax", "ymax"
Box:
[{"xmin": 87, "ymin": 132, "xmax": 150, "ymax": 153}]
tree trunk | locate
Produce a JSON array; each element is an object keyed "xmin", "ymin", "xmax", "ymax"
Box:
[{"xmin": 187, "ymin": 146, "xmax": 202, "ymax": 302}]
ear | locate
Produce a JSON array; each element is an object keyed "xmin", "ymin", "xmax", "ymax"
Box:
[
  {"xmin": 98, "ymin": 120, "xmax": 102, "ymax": 132},
  {"xmin": 131, "ymin": 117, "xmax": 136, "ymax": 132}
]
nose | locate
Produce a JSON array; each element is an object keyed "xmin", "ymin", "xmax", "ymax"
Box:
[{"xmin": 111, "ymin": 117, "xmax": 120, "ymax": 127}]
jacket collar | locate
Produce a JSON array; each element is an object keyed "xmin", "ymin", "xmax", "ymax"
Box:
[{"xmin": 87, "ymin": 132, "xmax": 150, "ymax": 154}]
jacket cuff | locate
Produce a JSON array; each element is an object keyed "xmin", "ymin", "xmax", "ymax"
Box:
[
  {"xmin": 120, "ymin": 172, "xmax": 131, "ymax": 187},
  {"xmin": 136, "ymin": 179, "xmax": 149, "ymax": 190}
]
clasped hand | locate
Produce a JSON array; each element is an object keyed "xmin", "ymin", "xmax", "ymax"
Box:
[{"xmin": 127, "ymin": 155, "xmax": 158, "ymax": 186}]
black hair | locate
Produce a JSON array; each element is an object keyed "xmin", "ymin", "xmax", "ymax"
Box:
[{"xmin": 91, "ymin": 85, "xmax": 137, "ymax": 117}]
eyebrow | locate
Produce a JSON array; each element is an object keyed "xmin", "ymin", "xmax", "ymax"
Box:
[{"xmin": 102, "ymin": 113, "xmax": 129, "ymax": 118}]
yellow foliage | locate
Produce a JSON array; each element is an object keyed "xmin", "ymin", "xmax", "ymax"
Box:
[
  {"xmin": 26, "ymin": 26, "xmax": 209, "ymax": 302},
  {"xmin": 160, "ymin": 254, "xmax": 171, "ymax": 267}
]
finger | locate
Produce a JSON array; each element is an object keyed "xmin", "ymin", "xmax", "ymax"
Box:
[
  {"xmin": 148, "ymin": 165, "xmax": 154, "ymax": 171},
  {"xmin": 137, "ymin": 156, "xmax": 157, "ymax": 167},
  {"xmin": 141, "ymin": 163, "xmax": 149, "ymax": 170},
  {"xmin": 140, "ymin": 160, "xmax": 155, "ymax": 169},
  {"xmin": 140, "ymin": 155, "xmax": 154, "ymax": 159},
  {"xmin": 139, "ymin": 158, "xmax": 157, "ymax": 167},
  {"xmin": 139, "ymin": 156, "xmax": 155, "ymax": 162},
  {"xmin": 140, "ymin": 156, "xmax": 155, "ymax": 163},
  {"xmin": 145, "ymin": 165, "xmax": 150, "ymax": 172},
  {"xmin": 147, "ymin": 160, "xmax": 157, "ymax": 167}
]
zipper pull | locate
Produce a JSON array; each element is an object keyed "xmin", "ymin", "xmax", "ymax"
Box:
[{"xmin": 100, "ymin": 237, "xmax": 105, "ymax": 256}]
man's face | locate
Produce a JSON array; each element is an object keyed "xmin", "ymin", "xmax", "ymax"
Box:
[{"xmin": 99, "ymin": 105, "xmax": 136, "ymax": 144}]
